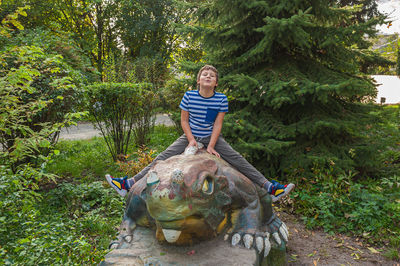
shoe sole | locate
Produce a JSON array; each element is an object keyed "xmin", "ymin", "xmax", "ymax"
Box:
[
  {"xmin": 105, "ymin": 174, "xmax": 127, "ymax": 197},
  {"xmin": 271, "ymin": 183, "xmax": 295, "ymax": 202}
]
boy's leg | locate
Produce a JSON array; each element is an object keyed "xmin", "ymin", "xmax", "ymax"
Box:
[
  {"xmin": 212, "ymin": 136, "xmax": 268, "ymax": 187},
  {"xmin": 212, "ymin": 136, "xmax": 294, "ymax": 202},
  {"xmin": 106, "ymin": 134, "xmax": 189, "ymax": 196}
]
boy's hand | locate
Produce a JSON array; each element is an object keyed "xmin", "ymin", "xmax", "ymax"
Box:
[
  {"xmin": 206, "ymin": 146, "xmax": 220, "ymax": 158},
  {"xmin": 188, "ymin": 139, "xmax": 198, "ymax": 148}
]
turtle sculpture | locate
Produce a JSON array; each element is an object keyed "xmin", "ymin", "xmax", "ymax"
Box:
[{"xmin": 111, "ymin": 144, "xmax": 289, "ymax": 265}]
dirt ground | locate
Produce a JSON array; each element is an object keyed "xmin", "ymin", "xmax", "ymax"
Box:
[{"xmin": 276, "ymin": 209, "xmax": 399, "ymax": 266}]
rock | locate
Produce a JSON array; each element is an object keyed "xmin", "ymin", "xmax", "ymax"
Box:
[{"xmin": 100, "ymin": 227, "xmax": 256, "ymax": 266}]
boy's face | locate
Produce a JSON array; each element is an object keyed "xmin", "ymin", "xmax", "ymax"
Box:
[{"xmin": 197, "ymin": 69, "xmax": 218, "ymax": 90}]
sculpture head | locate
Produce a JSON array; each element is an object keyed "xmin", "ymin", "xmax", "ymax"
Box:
[{"xmin": 145, "ymin": 152, "xmax": 231, "ymax": 244}]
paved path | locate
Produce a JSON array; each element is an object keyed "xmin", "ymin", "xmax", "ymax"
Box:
[{"xmin": 59, "ymin": 114, "xmax": 174, "ymax": 140}]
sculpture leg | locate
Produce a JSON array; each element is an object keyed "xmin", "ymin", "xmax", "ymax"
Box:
[{"xmin": 256, "ymin": 192, "xmax": 287, "ymax": 266}]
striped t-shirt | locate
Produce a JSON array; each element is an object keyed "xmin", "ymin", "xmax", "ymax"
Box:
[{"xmin": 179, "ymin": 90, "xmax": 229, "ymax": 138}]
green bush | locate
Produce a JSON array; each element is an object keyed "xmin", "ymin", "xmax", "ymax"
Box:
[
  {"xmin": 0, "ymin": 9, "xmax": 87, "ymax": 171},
  {"xmin": 291, "ymin": 165, "xmax": 400, "ymax": 246},
  {"xmin": 0, "ymin": 177, "xmax": 123, "ymax": 265},
  {"xmin": 85, "ymin": 82, "xmax": 158, "ymax": 161}
]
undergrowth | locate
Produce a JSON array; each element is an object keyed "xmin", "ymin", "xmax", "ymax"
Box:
[
  {"xmin": 288, "ymin": 165, "xmax": 400, "ymax": 259},
  {"xmin": 0, "ymin": 125, "xmax": 179, "ymax": 264}
]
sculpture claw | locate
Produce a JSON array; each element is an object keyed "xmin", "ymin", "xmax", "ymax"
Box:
[
  {"xmin": 224, "ymin": 234, "xmax": 229, "ymax": 241},
  {"xmin": 231, "ymin": 233, "xmax": 241, "ymax": 246},
  {"xmin": 124, "ymin": 235, "xmax": 132, "ymax": 243},
  {"xmin": 109, "ymin": 240, "xmax": 120, "ymax": 250},
  {"xmin": 272, "ymin": 232, "xmax": 281, "ymax": 245},
  {"xmin": 255, "ymin": 236, "xmax": 264, "ymax": 253},
  {"xmin": 264, "ymin": 238, "xmax": 271, "ymax": 257},
  {"xmin": 281, "ymin": 222, "xmax": 289, "ymax": 237},
  {"xmin": 279, "ymin": 226, "xmax": 288, "ymax": 243},
  {"xmin": 243, "ymin": 234, "xmax": 253, "ymax": 249}
]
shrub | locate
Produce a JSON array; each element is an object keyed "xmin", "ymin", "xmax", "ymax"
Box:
[
  {"xmin": 0, "ymin": 177, "xmax": 123, "ymax": 265},
  {"xmin": 85, "ymin": 82, "xmax": 158, "ymax": 161},
  {"xmin": 117, "ymin": 147, "xmax": 156, "ymax": 177},
  {"xmin": 289, "ymin": 164, "xmax": 400, "ymax": 245},
  {"xmin": 0, "ymin": 7, "xmax": 85, "ymax": 171}
]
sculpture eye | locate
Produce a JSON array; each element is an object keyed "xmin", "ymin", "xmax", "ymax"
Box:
[{"xmin": 202, "ymin": 176, "xmax": 214, "ymax": 195}]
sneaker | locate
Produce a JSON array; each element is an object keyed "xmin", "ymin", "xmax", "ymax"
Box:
[
  {"xmin": 268, "ymin": 180, "xmax": 295, "ymax": 202},
  {"xmin": 105, "ymin": 174, "xmax": 130, "ymax": 197}
]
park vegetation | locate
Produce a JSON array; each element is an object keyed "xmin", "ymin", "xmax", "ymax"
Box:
[{"xmin": 0, "ymin": 0, "xmax": 399, "ymax": 264}]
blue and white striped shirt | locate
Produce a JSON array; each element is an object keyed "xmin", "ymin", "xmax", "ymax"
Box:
[{"xmin": 179, "ymin": 90, "xmax": 229, "ymax": 138}]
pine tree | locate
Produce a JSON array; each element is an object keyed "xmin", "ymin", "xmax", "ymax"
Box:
[
  {"xmin": 397, "ymin": 46, "xmax": 400, "ymax": 77},
  {"xmin": 184, "ymin": 0, "xmax": 387, "ymax": 178}
]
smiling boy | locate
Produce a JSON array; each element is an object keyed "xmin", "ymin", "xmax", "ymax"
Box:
[{"xmin": 106, "ymin": 65, "xmax": 294, "ymax": 201}]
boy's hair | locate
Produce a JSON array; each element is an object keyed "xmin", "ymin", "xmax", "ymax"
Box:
[{"xmin": 197, "ymin": 65, "xmax": 219, "ymax": 89}]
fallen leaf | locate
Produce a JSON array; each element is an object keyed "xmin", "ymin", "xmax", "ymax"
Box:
[
  {"xmin": 346, "ymin": 245, "xmax": 356, "ymax": 251},
  {"xmin": 307, "ymin": 251, "xmax": 317, "ymax": 257},
  {"xmin": 367, "ymin": 247, "xmax": 379, "ymax": 254},
  {"xmin": 160, "ymin": 252, "xmax": 166, "ymax": 256},
  {"xmin": 351, "ymin": 252, "xmax": 361, "ymax": 260},
  {"xmin": 313, "ymin": 260, "xmax": 318, "ymax": 266}
]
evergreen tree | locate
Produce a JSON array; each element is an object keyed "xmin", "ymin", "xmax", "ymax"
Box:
[
  {"xmin": 337, "ymin": 0, "xmax": 382, "ymax": 23},
  {"xmin": 184, "ymin": 0, "xmax": 387, "ymax": 178},
  {"xmin": 397, "ymin": 46, "xmax": 400, "ymax": 77}
]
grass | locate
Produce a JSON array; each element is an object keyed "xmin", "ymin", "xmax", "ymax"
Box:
[
  {"xmin": 23, "ymin": 125, "xmax": 180, "ymax": 264},
  {"xmin": 46, "ymin": 125, "xmax": 180, "ymax": 180}
]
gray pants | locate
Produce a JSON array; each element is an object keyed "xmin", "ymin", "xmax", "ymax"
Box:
[{"xmin": 132, "ymin": 134, "xmax": 269, "ymax": 187}]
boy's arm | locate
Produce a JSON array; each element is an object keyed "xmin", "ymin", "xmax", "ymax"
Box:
[
  {"xmin": 207, "ymin": 112, "xmax": 226, "ymax": 157},
  {"xmin": 181, "ymin": 110, "xmax": 197, "ymax": 147}
]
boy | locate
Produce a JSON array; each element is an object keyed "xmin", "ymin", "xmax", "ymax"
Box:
[{"xmin": 106, "ymin": 65, "xmax": 294, "ymax": 202}]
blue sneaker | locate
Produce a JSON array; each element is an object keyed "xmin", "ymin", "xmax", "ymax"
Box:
[
  {"xmin": 105, "ymin": 174, "xmax": 130, "ymax": 197},
  {"xmin": 268, "ymin": 180, "xmax": 295, "ymax": 202}
]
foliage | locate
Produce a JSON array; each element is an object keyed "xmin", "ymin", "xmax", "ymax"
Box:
[
  {"xmin": 0, "ymin": 170, "xmax": 123, "ymax": 264},
  {"xmin": 182, "ymin": 0, "xmax": 390, "ymax": 178},
  {"xmin": 46, "ymin": 125, "xmax": 179, "ymax": 179},
  {"xmin": 397, "ymin": 45, "xmax": 400, "ymax": 76},
  {"xmin": 370, "ymin": 34, "xmax": 399, "ymax": 75},
  {"xmin": 6, "ymin": 0, "xmax": 189, "ymax": 81},
  {"xmin": 44, "ymin": 137, "xmax": 119, "ymax": 179},
  {"xmin": 0, "ymin": 9, "xmax": 106, "ymax": 264},
  {"xmin": 1, "ymin": 125, "xmax": 178, "ymax": 264},
  {"xmin": 103, "ymin": 54, "xmax": 170, "ymax": 90},
  {"xmin": 115, "ymin": 0, "xmax": 181, "ymax": 65},
  {"xmin": 360, "ymin": 105, "xmax": 400, "ymax": 177},
  {"xmin": 337, "ymin": 0, "xmax": 383, "ymax": 23},
  {"xmin": 85, "ymin": 82, "xmax": 158, "ymax": 161},
  {"xmin": 0, "ymin": 7, "xmax": 86, "ymax": 172},
  {"xmin": 117, "ymin": 147, "xmax": 156, "ymax": 177},
  {"xmin": 160, "ymin": 77, "xmax": 195, "ymax": 133},
  {"xmin": 287, "ymin": 165, "xmax": 400, "ymax": 253},
  {"xmin": 1, "ymin": 0, "xmax": 120, "ymax": 79}
]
